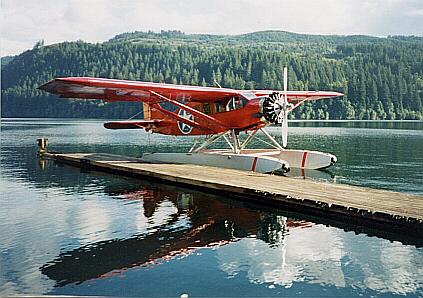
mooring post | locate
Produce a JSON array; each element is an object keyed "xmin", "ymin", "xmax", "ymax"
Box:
[{"xmin": 37, "ymin": 138, "xmax": 48, "ymax": 155}]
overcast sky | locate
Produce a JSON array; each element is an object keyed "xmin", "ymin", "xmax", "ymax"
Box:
[{"xmin": 1, "ymin": 0, "xmax": 422, "ymax": 56}]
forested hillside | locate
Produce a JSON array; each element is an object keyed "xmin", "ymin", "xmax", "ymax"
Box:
[{"xmin": 2, "ymin": 30, "xmax": 422, "ymax": 119}]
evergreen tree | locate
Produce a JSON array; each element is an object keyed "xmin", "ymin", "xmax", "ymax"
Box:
[{"xmin": 1, "ymin": 31, "xmax": 422, "ymax": 120}]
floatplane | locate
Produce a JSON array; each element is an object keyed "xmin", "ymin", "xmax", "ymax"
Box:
[{"xmin": 39, "ymin": 68, "xmax": 343, "ymax": 174}]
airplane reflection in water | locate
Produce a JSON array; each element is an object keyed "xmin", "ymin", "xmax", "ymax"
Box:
[
  {"xmin": 41, "ymin": 184, "xmax": 423, "ymax": 295},
  {"xmin": 41, "ymin": 185, "xmax": 312, "ymax": 287}
]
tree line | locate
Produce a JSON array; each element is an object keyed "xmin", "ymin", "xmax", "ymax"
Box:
[{"xmin": 1, "ymin": 31, "xmax": 422, "ymax": 120}]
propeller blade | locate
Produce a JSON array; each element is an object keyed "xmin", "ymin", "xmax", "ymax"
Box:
[
  {"xmin": 281, "ymin": 67, "xmax": 288, "ymax": 147},
  {"xmin": 282, "ymin": 110, "xmax": 288, "ymax": 147},
  {"xmin": 283, "ymin": 67, "xmax": 288, "ymax": 93}
]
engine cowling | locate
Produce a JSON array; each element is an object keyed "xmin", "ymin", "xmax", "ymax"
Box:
[{"xmin": 260, "ymin": 92, "xmax": 284, "ymax": 124}]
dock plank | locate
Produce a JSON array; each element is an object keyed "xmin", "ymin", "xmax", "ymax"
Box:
[{"xmin": 45, "ymin": 152, "xmax": 423, "ymax": 224}]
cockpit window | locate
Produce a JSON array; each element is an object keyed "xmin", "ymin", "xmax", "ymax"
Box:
[
  {"xmin": 225, "ymin": 96, "xmax": 248, "ymax": 111},
  {"xmin": 203, "ymin": 103, "xmax": 211, "ymax": 114},
  {"xmin": 214, "ymin": 99, "xmax": 227, "ymax": 113},
  {"xmin": 210, "ymin": 95, "xmax": 248, "ymax": 114},
  {"xmin": 241, "ymin": 92, "xmax": 257, "ymax": 100}
]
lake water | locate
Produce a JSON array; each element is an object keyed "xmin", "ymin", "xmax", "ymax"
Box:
[{"xmin": 1, "ymin": 119, "xmax": 422, "ymax": 297}]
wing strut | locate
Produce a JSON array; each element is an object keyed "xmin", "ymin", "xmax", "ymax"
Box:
[
  {"xmin": 149, "ymin": 102, "xmax": 203, "ymax": 129},
  {"xmin": 150, "ymin": 91, "xmax": 228, "ymax": 132}
]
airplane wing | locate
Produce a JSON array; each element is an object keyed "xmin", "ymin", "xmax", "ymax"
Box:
[
  {"xmin": 39, "ymin": 77, "xmax": 342, "ymax": 104},
  {"xmin": 243, "ymin": 90, "xmax": 344, "ymax": 102},
  {"xmin": 38, "ymin": 77, "xmax": 241, "ymax": 103}
]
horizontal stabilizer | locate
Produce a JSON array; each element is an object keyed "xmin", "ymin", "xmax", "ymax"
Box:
[{"xmin": 104, "ymin": 120, "xmax": 162, "ymax": 130}]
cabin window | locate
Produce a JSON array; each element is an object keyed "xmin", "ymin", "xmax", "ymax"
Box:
[
  {"xmin": 159, "ymin": 101, "xmax": 178, "ymax": 112},
  {"xmin": 214, "ymin": 99, "xmax": 227, "ymax": 113},
  {"xmin": 240, "ymin": 96, "xmax": 248, "ymax": 107},
  {"xmin": 192, "ymin": 104, "xmax": 202, "ymax": 112},
  {"xmin": 203, "ymin": 103, "xmax": 211, "ymax": 115},
  {"xmin": 225, "ymin": 96, "xmax": 247, "ymax": 111}
]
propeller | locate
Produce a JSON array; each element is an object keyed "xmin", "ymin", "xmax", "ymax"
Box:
[
  {"xmin": 280, "ymin": 67, "xmax": 288, "ymax": 147},
  {"xmin": 261, "ymin": 67, "xmax": 290, "ymax": 148}
]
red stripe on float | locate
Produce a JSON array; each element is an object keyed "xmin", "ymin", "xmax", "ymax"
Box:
[
  {"xmin": 251, "ymin": 157, "xmax": 258, "ymax": 171},
  {"xmin": 301, "ymin": 152, "xmax": 308, "ymax": 168}
]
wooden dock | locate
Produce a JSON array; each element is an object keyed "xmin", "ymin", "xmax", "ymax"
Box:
[{"xmin": 44, "ymin": 152, "xmax": 423, "ymax": 231}]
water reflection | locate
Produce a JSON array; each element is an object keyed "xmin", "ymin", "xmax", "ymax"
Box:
[
  {"xmin": 217, "ymin": 227, "xmax": 423, "ymax": 295},
  {"xmin": 218, "ymin": 224, "xmax": 345, "ymax": 288},
  {"xmin": 39, "ymin": 183, "xmax": 423, "ymax": 296},
  {"xmin": 40, "ymin": 184, "xmax": 274, "ymax": 286}
]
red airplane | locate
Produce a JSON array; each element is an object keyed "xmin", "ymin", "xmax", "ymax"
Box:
[{"xmin": 39, "ymin": 68, "xmax": 343, "ymax": 173}]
